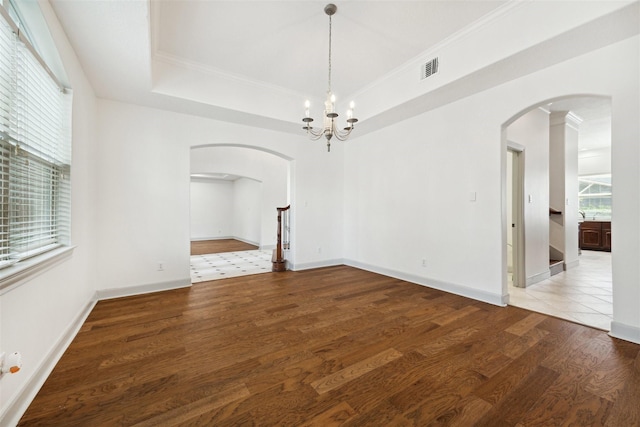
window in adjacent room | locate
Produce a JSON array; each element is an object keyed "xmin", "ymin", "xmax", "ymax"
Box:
[{"xmin": 578, "ymin": 174, "xmax": 611, "ymax": 221}]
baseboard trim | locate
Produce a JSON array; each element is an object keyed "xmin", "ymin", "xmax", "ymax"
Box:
[
  {"xmin": 1, "ymin": 277, "xmax": 192, "ymax": 425},
  {"xmin": 526, "ymin": 270, "xmax": 551, "ymax": 287},
  {"xmin": 289, "ymin": 259, "xmax": 345, "ymax": 271},
  {"xmin": 260, "ymin": 244, "xmax": 276, "ymax": 251},
  {"xmin": 190, "ymin": 236, "xmax": 260, "ymax": 247},
  {"xmin": 232, "ymin": 237, "xmax": 260, "ymax": 247},
  {"xmin": 609, "ymin": 321, "xmax": 640, "ymax": 345},
  {"xmin": 564, "ymin": 259, "xmax": 580, "ymax": 270},
  {"xmin": 96, "ymin": 278, "xmax": 192, "ymax": 301},
  {"xmin": 345, "ymin": 259, "xmax": 506, "ymax": 307},
  {"xmin": 0, "ymin": 297, "xmax": 97, "ymax": 427},
  {"xmin": 190, "ymin": 236, "xmax": 233, "ymax": 241}
]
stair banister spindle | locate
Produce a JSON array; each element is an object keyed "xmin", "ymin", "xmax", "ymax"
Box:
[{"xmin": 272, "ymin": 205, "xmax": 290, "ymax": 272}]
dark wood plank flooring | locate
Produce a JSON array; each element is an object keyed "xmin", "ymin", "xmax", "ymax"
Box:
[
  {"xmin": 19, "ymin": 266, "xmax": 640, "ymax": 426},
  {"xmin": 191, "ymin": 239, "xmax": 258, "ymax": 255}
]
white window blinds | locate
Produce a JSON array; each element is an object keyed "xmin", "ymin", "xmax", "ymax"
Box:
[{"xmin": 0, "ymin": 6, "xmax": 71, "ymax": 269}]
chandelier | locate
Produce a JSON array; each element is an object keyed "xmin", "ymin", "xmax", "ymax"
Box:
[{"xmin": 302, "ymin": 3, "xmax": 358, "ymax": 152}]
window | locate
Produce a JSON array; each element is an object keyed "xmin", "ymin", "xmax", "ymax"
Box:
[
  {"xmin": 579, "ymin": 174, "xmax": 611, "ymax": 220},
  {"xmin": 0, "ymin": 5, "xmax": 71, "ymax": 271}
]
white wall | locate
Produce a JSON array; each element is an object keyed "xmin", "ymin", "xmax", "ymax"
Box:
[
  {"xmin": 507, "ymin": 109, "xmax": 551, "ymax": 285},
  {"xmin": 345, "ymin": 34, "xmax": 640, "ymax": 328},
  {"xmin": 190, "ymin": 146, "xmax": 288, "ymax": 249},
  {"xmin": 548, "ymin": 113, "xmax": 580, "ymax": 267},
  {"xmin": 579, "ymin": 147, "xmax": 611, "ymax": 176},
  {"xmin": 95, "ymin": 100, "xmax": 344, "ymax": 293},
  {"xmin": 0, "ymin": 1, "xmax": 99, "ymax": 424},
  {"xmin": 232, "ymin": 178, "xmax": 262, "ymax": 245},
  {"xmin": 345, "ymin": 96, "xmax": 505, "ymax": 303},
  {"xmin": 190, "ymin": 179, "xmax": 233, "ymax": 240}
]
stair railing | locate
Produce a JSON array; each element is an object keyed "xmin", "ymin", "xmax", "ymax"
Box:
[{"xmin": 272, "ymin": 205, "xmax": 290, "ymax": 272}]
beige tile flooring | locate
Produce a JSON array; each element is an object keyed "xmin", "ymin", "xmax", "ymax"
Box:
[
  {"xmin": 190, "ymin": 250, "xmax": 272, "ymax": 283},
  {"xmin": 508, "ymin": 250, "xmax": 612, "ymax": 331}
]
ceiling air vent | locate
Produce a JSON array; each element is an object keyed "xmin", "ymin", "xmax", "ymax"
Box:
[{"xmin": 421, "ymin": 57, "xmax": 439, "ymax": 80}]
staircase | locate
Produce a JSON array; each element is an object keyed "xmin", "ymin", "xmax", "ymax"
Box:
[
  {"xmin": 272, "ymin": 205, "xmax": 290, "ymax": 272},
  {"xmin": 549, "ymin": 244, "xmax": 563, "ymax": 276},
  {"xmin": 549, "ymin": 259, "xmax": 564, "ymax": 276}
]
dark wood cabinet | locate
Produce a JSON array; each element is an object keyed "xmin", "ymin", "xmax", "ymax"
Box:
[
  {"xmin": 602, "ymin": 222, "xmax": 611, "ymax": 251},
  {"xmin": 579, "ymin": 221, "xmax": 611, "ymax": 252}
]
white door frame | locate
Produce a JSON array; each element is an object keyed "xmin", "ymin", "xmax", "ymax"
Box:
[{"xmin": 507, "ymin": 141, "xmax": 526, "ymax": 289}]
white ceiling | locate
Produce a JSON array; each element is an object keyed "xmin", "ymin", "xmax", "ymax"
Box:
[
  {"xmin": 48, "ymin": 0, "xmax": 614, "ymax": 148},
  {"xmin": 153, "ymin": 1, "xmax": 506, "ymax": 99},
  {"xmin": 49, "ymin": 0, "xmax": 506, "ymax": 118}
]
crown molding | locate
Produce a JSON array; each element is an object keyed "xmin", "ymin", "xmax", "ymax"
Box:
[
  {"xmin": 550, "ymin": 110, "xmax": 584, "ymax": 129},
  {"xmin": 152, "ymin": 50, "xmax": 306, "ymax": 99},
  {"xmin": 348, "ymin": 0, "xmax": 533, "ymax": 100}
]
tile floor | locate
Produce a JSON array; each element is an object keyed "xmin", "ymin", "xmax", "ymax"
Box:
[
  {"xmin": 508, "ymin": 250, "xmax": 612, "ymax": 331},
  {"xmin": 190, "ymin": 250, "xmax": 273, "ymax": 283}
]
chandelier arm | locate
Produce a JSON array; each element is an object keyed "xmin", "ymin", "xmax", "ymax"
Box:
[
  {"xmin": 331, "ymin": 119, "xmax": 355, "ymax": 141},
  {"xmin": 305, "ymin": 127, "xmax": 326, "ymax": 140},
  {"xmin": 332, "ymin": 128, "xmax": 352, "ymax": 141}
]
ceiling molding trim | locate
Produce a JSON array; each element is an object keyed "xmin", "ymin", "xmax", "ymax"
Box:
[
  {"xmin": 550, "ymin": 111, "xmax": 584, "ymax": 129},
  {"xmin": 149, "ymin": 0, "xmax": 159, "ymax": 56},
  {"xmin": 152, "ymin": 50, "xmax": 306, "ymax": 99},
  {"xmin": 538, "ymin": 106, "xmax": 551, "ymax": 115},
  {"xmin": 347, "ymin": 0, "xmax": 532, "ymax": 100}
]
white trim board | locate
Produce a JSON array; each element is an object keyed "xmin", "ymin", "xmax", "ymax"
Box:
[
  {"xmin": 96, "ymin": 278, "xmax": 192, "ymax": 301},
  {"xmin": 609, "ymin": 321, "xmax": 640, "ymax": 345},
  {"xmin": 289, "ymin": 259, "xmax": 345, "ymax": 272},
  {"xmin": 344, "ymin": 260, "xmax": 507, "ymax": 307},
  {"xmin": 1, "ymin": 277, "xmax": 192, "ymax": 425},
  {"xmin": 190, "ymin": 236, "xmax": 261, "ymax": 247},
  {"xmin": 0, "ymin": 297, "xmax": 97, "ymax": 427},
  {"xmin": 190, "ymin": 236, "xmax": 234, "ymax": 241},
  {"xmin": 526, "ymin": 270, "xmax": 551, "ymax": 287}
]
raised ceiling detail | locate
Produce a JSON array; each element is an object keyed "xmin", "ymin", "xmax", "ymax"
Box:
[{"xmin": 48, "ymin": 1, "xmax": 635, "ymax": 138}]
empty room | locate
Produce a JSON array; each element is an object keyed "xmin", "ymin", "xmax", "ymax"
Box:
[{"xmin": 1, "ymin": 0, "xmax": 639, "ymax": 425}]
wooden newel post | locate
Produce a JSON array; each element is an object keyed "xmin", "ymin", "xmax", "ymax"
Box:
[{"xmin": 272, "ymin": 205, "xmax": 290, "ymax": 272}]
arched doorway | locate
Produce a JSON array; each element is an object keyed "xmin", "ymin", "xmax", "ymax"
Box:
[
  {"xmin": 189, "ymin": 145, "xmax": 292, "ymax": 281},
  {"xmin": 502, "ymin": 95, "xmax": 613, "ymax": 330}
]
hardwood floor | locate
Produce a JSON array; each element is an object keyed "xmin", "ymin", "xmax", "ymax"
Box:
[
  {"xmin": 191, "ymin": 239, "xmax": 258, "ymax": 255},
  {"xmin": 20, "ymin": 266, "xmax": 640, "ymax": 426}
]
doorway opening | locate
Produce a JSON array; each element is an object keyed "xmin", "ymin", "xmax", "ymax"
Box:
[
  {"xmin": 506, "ymin": 143, "xmax": 525, "ymax": 288},
  {"xmin": 502, "ymin": 96, "xmax": 613, "ymax": 331},
  {"xmin": 189, "ymin": 145, "xmax": 292, "ymax": 282}
]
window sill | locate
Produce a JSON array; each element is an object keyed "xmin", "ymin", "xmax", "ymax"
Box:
[{"xmin": 0, "ymin": 246, "xmax": 76, "ymax": 295}]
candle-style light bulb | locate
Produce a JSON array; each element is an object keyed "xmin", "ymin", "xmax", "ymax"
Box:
[
  {"xmin": 304, "ymin": 100, "xmax": 310, "ymax": 117},
  {"xmin": 325, "ymin": 92, "xmax": 334, "ymax": 114},
  {"xmin": 349, "ymin": 101, "xmax": 355, "ymax": 109}
]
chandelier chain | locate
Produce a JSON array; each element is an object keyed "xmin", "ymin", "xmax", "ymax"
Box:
[{"xmin": 328, "ymin": 14, "xmax": 332, "ymax": 93}]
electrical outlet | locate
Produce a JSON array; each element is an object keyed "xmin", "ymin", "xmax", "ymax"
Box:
[
  {"xmin": 157, "ymin": 262, "xmax": 164, "ymax": 271},
  {"xmin": 317, "ymin": 247, "xmax": 322, "ymax": 254},
  {"xmin": 421, "ymin": 258, "xmax": 427, "ymax": 267},
  {"xmin": 0, "ymin": 351, "xmax": 22, "ymax": 375}
]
